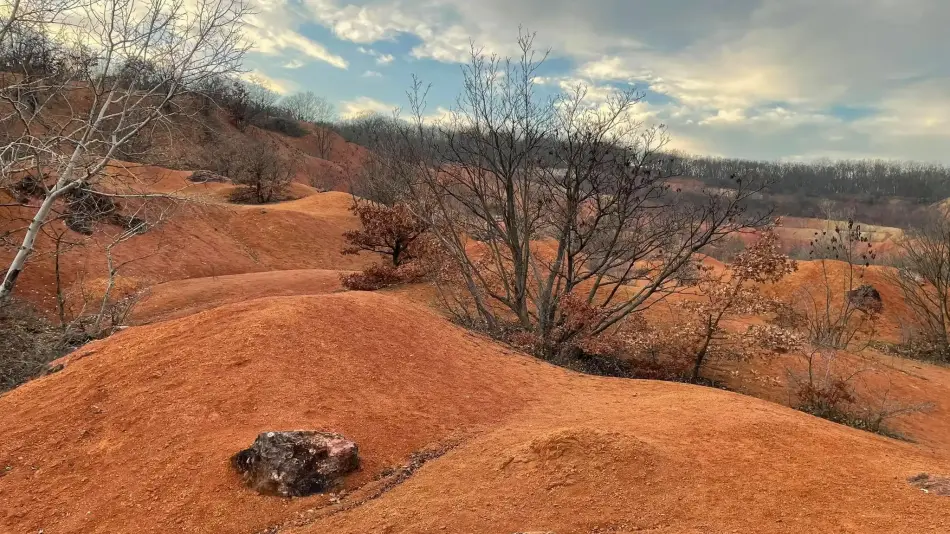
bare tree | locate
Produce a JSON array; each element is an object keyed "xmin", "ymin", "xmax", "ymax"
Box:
[
  {"xmin": 391, "ymin": 32, "xmax": 771, "ymax": 353},
  {"xmin": 799, "ymin": 218, "xmax": 879, "ymax": 349},
  {"xmin": 231, "ymin": 139, "xmax": 296, "ymax": 204},
  {"xmin": 886, "ymin": 217, "xmax": 950, "ymax": 360},
  {"xmin": 0, "ymin": 0, "xmax": 251, "ymax": 301},
  {"xmin": 228, "ymin": 75, "xmax": 278, "ymax": 131},
  {"xmin": 281, "ymin": 90, "xmax": 334, "ymax": 123},
  {"xmin": 279, "ymin": 90, "xmax": 336, "ymax": 158}
]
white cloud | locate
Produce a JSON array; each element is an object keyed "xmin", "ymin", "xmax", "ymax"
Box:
[
  {"xmin": 283, "ymin": 59, "xmax": 305, "ymax": 69},
  {"xmin": 338, "ymin": 96, "xmax": 399, "ymax": 119},
  {"xmin": 240, "ymin": 70, "xmax": 296, "ymax": 94},
  {"xmin": 298, "ymin": 0, "xmax": 950, "ymax": 162},
  {"xmin": 362, "ymin": 70, "xmax": 384, "ymax": 78},
  {"xmin": 246, "ymin": 24, "xmax": 349, "ymax": 69},
  {"xmin": 358, "ymin": 47, "xmax": 395, "ymax": 65}
]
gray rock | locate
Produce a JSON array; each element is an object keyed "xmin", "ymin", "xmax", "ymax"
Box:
[
  {"xmin": 847, "ymin": 284, "xmax": 883, "ymax": 314},
  {"xmin": 188, "ymin": 170, "xmax": 230, "ymax": 183},
  {"xmin": 232, "ymin": 431, "xmax": 359, "ymax": 497}
]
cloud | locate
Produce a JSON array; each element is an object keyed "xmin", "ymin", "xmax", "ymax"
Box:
[
  {"xmin": 283, "ymin": 59, "xmax": 305, "ymax": 69},
  {"xmin": 358, "ymin": 47, "xmax": 395, "ymax": 65},
  {"xmin": 362, "ymin": 70, "xmax": 384, "ymax": 78},
  {"xmin": 243, "ymin": 1, "xmax": 348, "ymax": 69},
  {"xmin": 297, "ymin": 0, "xmax": 950, "ymax": 162},
  {"xmin": 246, "ymin": 24, "xmax": 349, "ymax": 69},
  {"xmin": 338, "ymin": 96, "xmax": 399, "ymax": 119},
  {"xmin": 240, "ymin": 70, "xmax": 296, "ymax": 94}
]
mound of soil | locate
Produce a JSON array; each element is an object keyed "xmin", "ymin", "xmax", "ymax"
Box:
[
  {"xmin": 132, "ymin": 269, "xmax": 348, "ymax": 324},
  {"xmin": 2, "ymin": 293, "xmax": 949, "ymax": 533},
  {"xmin": 0, "ymin": 293, "xmax": 563, "ymax": 533}
]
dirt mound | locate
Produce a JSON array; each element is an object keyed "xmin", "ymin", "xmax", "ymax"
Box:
[
  {"xmin": 0, "ymin": 293, "xmax": 564, "ymax": 533},
  {"xmin": 1, "ymin": 166, "xmax": 373, "ymax": 314},
  {"xmin": 301, "ymin": 381, "xmax": 950, "ymax": 534},
  {"xmin": 132, "ymin": 269, "xmax": 348, "ymax": 324},
  {"xmin": 3, "ymin": 292, "xmax": 950, "ymax": 533}
]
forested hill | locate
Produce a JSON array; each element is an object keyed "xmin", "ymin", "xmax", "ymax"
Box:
[
  {"xmin": 681, "ymin": 156, "xmax": 950, "ymax": 228},
  {"xmin": 683, "ymin": 156, "xmax": 950, "ymax": 202}
]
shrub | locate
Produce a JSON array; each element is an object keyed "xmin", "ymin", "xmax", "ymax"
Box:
[
  {"xmin": 230, "ymin": 140, "xmax": 297, "ymax": 204},
  {"xmin": 255, "ymin": 116, "xmax": 308, "ymax": 137},
  {"xmin": 788, "ymin": 349, "xmax": 933, "ymax": 439},
  {"xmin": 340, "ymin": 263, "xmax": 428, "ymax": 291},
  {"xmin": 0, "ymin": 299, "xmax": 67, "ymax": 392},
  {"xmin": 342, "ymin": 202, "xmax": 430, "ymax": 267}
]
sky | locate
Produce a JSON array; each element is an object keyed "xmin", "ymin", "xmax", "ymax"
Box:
[{"xmin": 240, "ymin": 0, "xmax": 950, "ymax": 163}]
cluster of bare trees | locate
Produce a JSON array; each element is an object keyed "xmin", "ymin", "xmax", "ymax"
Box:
[
  {"xmin": 683, "ymin": 155, "xmax": 950, "ymax": 202},
  {"xmin": 218, "ymin": 78, "xmax": 335, "ymax": 157}
]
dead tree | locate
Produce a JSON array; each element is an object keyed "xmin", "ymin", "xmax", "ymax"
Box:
[
  {"xmin": 231, "ymin": 139, "xmax": 297, "ymax": 204},
  {"xmin": 886, "ymin": 218, "xmax": 950, "ymax": 359},
  {"xmin": 280, "ymin": 91, "xmax": 336, "ymax": 158}
]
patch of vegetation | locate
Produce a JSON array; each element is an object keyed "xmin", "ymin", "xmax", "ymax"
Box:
[
  {"xmin": 254, "ymin": 116, "xmax": 308, "ymax": 137},
  {"xmin": 788, "ymin": 350, "xmax": 934, "ymax": 440},
  {"xmin": 869, "ymin": 339, "xmax": 950, "ymax": 366},
  {"xmin": 0, "ymin": 299, "xmax": 68, "ymax": 392}
]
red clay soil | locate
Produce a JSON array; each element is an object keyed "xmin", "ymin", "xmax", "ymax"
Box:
[
  {"xmin": 131, "ymin": 269, "xmax": 349, "ymax": 324},
  {"xmin": 1, "ymin": 166, "xmax": 374, "ymax": 313},
  {"xmin": 2, "ymin": 292, "xmax": 950, "ymax": 534}
]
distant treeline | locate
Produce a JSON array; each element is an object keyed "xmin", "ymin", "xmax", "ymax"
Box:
[
  {"xmin": 680, "ymin": 156, "xmax": 950, "ymax": 229},
  {"xmin": 683, "ymin": 156, "xmax": 950, "ymax": 203},
  {"xmin": 331, "ymin": 112, "xmax": 950, "ymax": 228}
]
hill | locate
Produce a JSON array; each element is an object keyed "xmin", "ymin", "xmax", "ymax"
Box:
[
  {"xmin": 1, "ymin": 292, "xmax": 948, "ymax": 533},
  {"xmin": 0, "ymin": 165, "xmax": 374, "ymax": 313}
]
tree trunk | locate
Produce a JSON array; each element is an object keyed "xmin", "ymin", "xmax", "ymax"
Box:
[{"xmin": 0, "ymin": 187, "xmax": 67, "ymax": 300}]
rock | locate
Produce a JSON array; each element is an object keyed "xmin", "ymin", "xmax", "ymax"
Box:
[
  {"xmin": 846, "ymin": 284, "xmax": 883, "ymax": 314},
  {"xmin": 231, "ymin": 431, "xmax": 360, "ymax": 497},
  {"xmin": 188, "ymin": 170, "xmax": 230, "ymax": 183},
  {"xmin": 908, "ymin": 473, "xmax": 950, "ymax": 496}
]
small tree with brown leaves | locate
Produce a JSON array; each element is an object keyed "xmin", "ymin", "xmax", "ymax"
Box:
[
  {"xmin": 340, "ymin": 200, "xmax": 433, "ymax": 291},
  {"xmin": 342, "ymin": 201, "xmax": 429, "ymax": 267},
  {"xmin": 674, "ymin": 228, "xmax": 798, "ymax": 382}
]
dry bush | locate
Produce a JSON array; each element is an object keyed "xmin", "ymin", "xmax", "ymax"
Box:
[
  {"xmin": 0, "ymin": 299, "xmax": 66, "ymax": 392},
  {"xmin": 799, "ymin": 218, "xmax": 880, "ymax": 349},
  {"xmin": 669, "ymin": 229, "xmax": 797, "ymax": 382},
  {"xmin": 230, "ymin": 140, "xmax": 297, "ymax": 204},
  {"xmin": 340, "ymin": 263, "xmax": 428, "ymax": 291},
  {"xmin": 788, "ymin": 349, "xmax": 933, "ymax": 439},
  {"xmin": 885, "ymin": 218, "xmax": 950, "ymax": 362}
]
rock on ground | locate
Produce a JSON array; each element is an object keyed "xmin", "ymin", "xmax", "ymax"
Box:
[{"xmin": 232, "ymin": 431, "xmax": 359, "ymax": 497}]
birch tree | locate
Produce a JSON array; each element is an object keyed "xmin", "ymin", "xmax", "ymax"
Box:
[{"xmin": 0, "ymin": 0, "xmax": 251, "ymax": 300}]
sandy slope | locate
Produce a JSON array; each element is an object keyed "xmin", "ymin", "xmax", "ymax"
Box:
[
  {"xmin": 2, "ymin": 292, "xmax": 949, "ymax": 534},
  {"xmin": 0, "ymin": 165, "xmax": 374, "ymax": 312},
  {"xmin": 131, "ymin": 269, "xmax": 348, "ymax": 324}
]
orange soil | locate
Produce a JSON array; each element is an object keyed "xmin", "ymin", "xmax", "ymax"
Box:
[
  {"xmin": 3, "ymin": 135, "xmax": 950, "ymax": 532},
  {"xmin": 2, "ymin": 292, "xmax": 949, "ymax": 534},
  {"xmin": 131, "ymin": 269, "xmax": 348, "ymax": 324},
  {"xmin": 1, "ymin": 166, "xmax": 374, "ymax": 312}
]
